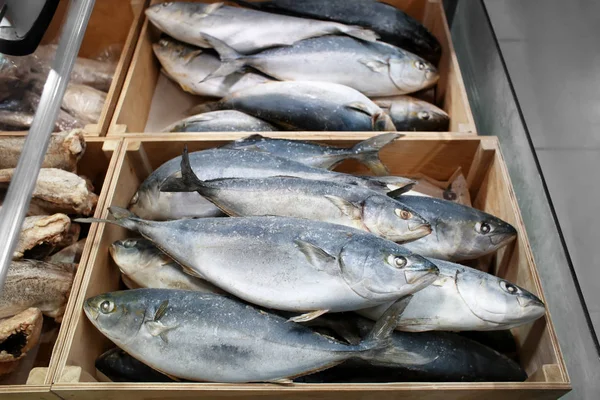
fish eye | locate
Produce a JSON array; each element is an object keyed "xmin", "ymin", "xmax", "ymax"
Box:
[
  {"xmin": 476, "ymin": 221, "xmax": 493, "ymax": 235},
  {"xmin": 122, "ymin": 240, "xmax": 136, "ymax": 249},
  {"xmin": 161, "ymin": 2, "xmax": 172, "ymax": 7},
  {"xmin": 387, "ymin": 255, "xmax": 408, "ymax": 269},
  {"xmin": 130, "ymin": 192, "xmax": 139, "ymax": 205},
  {"xmin": 418, "ymin": 111, "xmax": 431, "ymax": 120},
  {"xmin": 100, "ymin": 300, "xmax": 115, "ymax": 314},
  {"xmin": 414, "ymin": 61, "xmax": 426, "ymax": 70},
  {"xmin": 395, "ymin": 209, "xmax": 413, "ymax": 220},
  {"xmin": 500, "ymin": 281, "xmax": 519, "ymax": 295}
]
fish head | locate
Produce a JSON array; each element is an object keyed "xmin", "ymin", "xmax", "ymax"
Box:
[
  {"xmin": 145, "ymin": 2, "xmax": 190, "ymax": 35},
  {"xmin": 456, "ymin": 268, "xmax": 546, "ymax": 327},
  {"xmin": 84, "ymin": 291, "xmax": 147, "ymax": 345},
  {"xmin": 361, "ymin": 195, "xmax": 431, "ymax": 243},
  {"xmin": 389, "ymin": 97, "xmax": 449, "ymax": 131},
  {"xmin": 408, "ymin": 197, "xmax": 518, "ymax": 260},
  {"xmin": 152, "ymin": 37, "xmax": 202, "ymax": 67},
  {"xmin": 373, "ymin": 112, "xmax": 397, "ymax": 131},
  {"xmin": 340, "ymin": 238, "xmax": 439, "ymax": 301},
  {"xmin": 110, "ymin": 238, "xmax": 167, "ymax": 276},
  {"xmin": 389, "ymin": 55, "xmax": 439, "ymax": 94}
]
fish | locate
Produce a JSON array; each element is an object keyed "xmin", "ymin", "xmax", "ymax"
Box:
[
  {"xmin": 206, "ymin": 35, "xmax": 438, "ymax": 97},
  {"xmin": 358, "ymin": 258, "xmax": 545, "ymax": 331},
  {"xmin": 161, "ymin": 148, "xmax": 431, "ymax": 243},
  {"xmin": 0, "ymin": 260, "xmax": 75, "ymax": 321},
  {"xmin": 95, "ymin": 348, "xmax": 175, "ymax": 383},
  {"xmin": 233, "ymin": 0, "xmax": 442, "ymax": 64},
  {"xmin": 189, "ymin": 81, "xmax": 396, "ymax": 131},
  {"xmin": 22, "ymin": 91, "xmax": 85, "ymax": 131},
  {"xmin": 221, "ymin": 133, "xmax": 397, "ymax": 174},
  {"xmin": 32, "ymin": 44, "xmax": 116, "ymax": 92},
  {"xmin": 390, "ymin": 195, "xmax": 518, "ymax": 261},
  {"xmin": 60, "ymin": 83, "xmax": 106, "ymax": 125},
  {"xmin": 162, "ymin": 111, "xmax": 276, "ymax": 133},
  {"xmin": 152, "ymin": 38, "xmax": 273, "ymax": 98},
  {"xmin": 14, "ymin": 214, "xmax": 72, "ymax": 259},
  {"xmin": 0, "ymin": 110, "xmax": 33, "ymax": 131},
  {"xmin": 47, "ymin": 238, "xmax": 86, "ymax": 264},
  {"xmin": 0, "ymin": 308, "xmax": 43, "ymax": 363},
  {"xmin": 129, "ymin": 148, "xmax": 414, "ymax": 220},
  {"xmin": 84, "ymin": 289, "xmax": 414, "ymax": 382},
  {"xmin": 373, "ymin": 95, "xmax": 449, "ymax": 131},
  {"xmin": 145, "ymin": 2, "xmax": 378, "ymax": 54},
  {"xmin": 295, "ymin": 314, "xmax": 527, "ymax": 383},
  {"xmin": 78, "ymin": 208, "xmax": 439, "ymax": 318},
  {"xmin": 110, "ymin": 238, "xmax": 222, "ymax": 293},
  {"xmin": 0, "ymin": 168, "xmax": 98, "ymax": 216},
  {"xmin": 0, "ymin": 130, "xmax": 86, "ymax": 173}
]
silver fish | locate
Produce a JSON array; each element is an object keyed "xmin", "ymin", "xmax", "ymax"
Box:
[
  {"xmin": 152, "ymin": 38, "xmax": 273, "ymax": 98},
  {"xmin": 145, "ymin": 2, "xmax": 378, "ymax": 54},
  {"xmin": 84, "ymin": 289, "xmax": 413, "ymax": 382},
  {"xmin": 207, "ymin": 35, "xmax": 438, "ymax": 97},
  {"xmin": 129, "ymin": 148, "xmax": 414, "ymax": 220},
  {"xmin": 161, "ymin": 148, "xmax": 431, "ymax": 243},
  {"xmin": 359, "ymin": 258, "xmax": 546, "ymax": 331},
  {"xmin": 162, "ymin": 111, "xmax": 276, "ymax": 133},
  {"xmin": 0, "ymin": 260, "xmax": 75, "ymax": 322},
  {"xmin": 373, "ymin": 95, "xmax": 449, "ymax": 131},
  {"xmin": 191, "ymin": 81, "xmax": 396, "ymax": 131},
  {"xmin": 79, "ymin": 208, "xmax": 439, "ymax": 318},
  {"xmin": 221, "ymin": 133, "xmax": 398, "ymax": 174},
  {"xmin": 110, "ymin": 238, "xmax": 221, "ymax": 293},
  {"xmin": 392, "ymin": 195, "xmax": 517, "ymax": 261}
]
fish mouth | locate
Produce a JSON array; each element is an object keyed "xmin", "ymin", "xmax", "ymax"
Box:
[
  {"xmin": 489, "ymin": 224, "xmax": 518, "ymax": 245},
  {"xmin": 404, "ymin": 266, "xmax": 439, "ymax": 284},
  {"xmin": 84, "ymin": 299, "xmax": 99, "ymax": 321},
  {"xmin": 408, "ymin": 221, "xmax": 432, "ymax": 233},
  {"xmin": 517, "ymin": 293, "xmax": 545, "ymax": 310}
]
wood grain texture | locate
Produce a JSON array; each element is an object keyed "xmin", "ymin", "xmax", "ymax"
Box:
[
  {"xmin": 108, "ymin": 0, "xmax": 476, "ymax": 135},
  {"xmin": 51, "ymin": 134, "xmax": 569, "ymax": 399}
]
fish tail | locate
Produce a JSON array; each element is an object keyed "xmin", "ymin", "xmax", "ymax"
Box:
[
  {"xmin": 341, "ymin": 26, "xmax": 380, "ymax": 42},
  {"xmin": 358, "ymin": 295, "xmax": 412, "ymax": 353},
  {"xmin": 350, "ymin": 133, "xmax": 399, "ymax": 176},
  {"xmin": 74, "ymin": 206, "xmax": 142, "ymax": 232},
  {"xmin": 200, "ymin": 34, "xmax": 246, "ymax": 81},
  {"xmin": 160, "ymin": 146, "xmax": 207, "ymax": 194}
]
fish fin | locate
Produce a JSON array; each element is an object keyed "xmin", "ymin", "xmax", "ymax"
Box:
[
  {"xmin": 186, "ymin": 102, "xmax": 221, "ymax": 116},
  {"xmin": 359, "ymin": 58, "xmax": 389, "ymax": 73},
  {"xmin": 181, "ymin": 49, "xmax": 203, "ymax": 65},
  {"xmin": 181, "ymin": 264, "xmax": 207, "ymax": 280},
  {"xmin": 323, "ymin": 195, "xmax": 362, "ymax": 220},
  {"xmin": 386, "ymin": 185, "xmax": 414, "ymax": 198},
  {"xmin": 74, "ymin": 206, "xmax": 141, "ymax": 232},
  {"xmin": 199, "ymin": 2, "xmax": 223, "ymax": 17},
  {"xmin": 360, "ymin": 295, "xmax": 413, "ymax": 351},
  {"xmin": 267, "ymin": 378, "xmax": 294, "ymax": 385},
  {"xmin": 295, "ymin": 239, "xmax": 339, "ymax": 274},
  {"xmin": 160, "ymin": 146, "xmax": 208, "ymax": 194},
  {"xmin": 200, "ymin": 34, "xmax": 245, "ymax": 80},
  {"xmin": 145, "ymin": 320, "xmax": 177, "ymax": 343},
  {"xmin": 345, "ymin": 102, "xmax": 375, "ymax": 117},
  {"xmin": 287, "ymin": 309, "xmax": 329, "ymax": 323},
  {"xmin": 237, "ymin": 134, "xmax": 264, "ymax": 142},
  {"xmin": 373, "ymin": 346, "xmax": 438, "ymax": 366},
  {"xmin": 343, "ymin": 26, "xmax": 379, "ymax": 42},
  {"xmin": 349, "ymin": 133, "xmax": 400, "ymax": 176},
  {"xmin": 154, "ymin": 300, "xmax": 169, "ymax": 321}
]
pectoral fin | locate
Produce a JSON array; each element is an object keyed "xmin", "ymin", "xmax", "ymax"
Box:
[
  {"xmin": 145, "ymin": 321, "xmax": 178, "ymax": 343},
  {"xmin": 359, "ymin": 58, "xmax": 389, "ymax": 73},
  {"xmin": 287, "ymin": 309, "xmax": 329, "ymax": 323},
  {"xmin": 180, "ymin": 264, "xmax": 207, "ymax": 279},
  {"xmin": 295, "ymin": 239, "xmax": 339, "ymax": 274},
  {"xmin": 324, "ymin": 195, "xmax": 362, "ymax": 220}
]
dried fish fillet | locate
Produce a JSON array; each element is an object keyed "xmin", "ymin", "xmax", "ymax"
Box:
[
  {"xmin": 0, "ymin": 130, "xmax": 86, "ymax": 172},
  {"xmin": 14, "ymin": 214, "xmax": 71, "ymax": 259},
  {"xmin": 0, "ymin": 168, "xmax": 98, "ymax": 216},
  {"xmin": 0, "ymin": 260, "xmax": 75, "ymax": 322},
  {"xmin": 47, "ymin": 239, "xmax": 86, "ymax": 264},
  {"xmin": 0, "ymin": 308, "xmax": 43, "ymax": 363}
]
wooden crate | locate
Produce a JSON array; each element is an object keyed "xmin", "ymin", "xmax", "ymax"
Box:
[
  {"xmin": 0, "ymin": 138, "xmax": 123, "ymax": 399},
  {"xmin": 108, "ymin": 0, "xmax": 476, "ymax": 135},
  {"xmin": 52, "ymin": 133, "xmax": 568, "ymax": 399},
  {"xmin": 34, "ymin": 0, "xmax": 148, "ymax": 136}
]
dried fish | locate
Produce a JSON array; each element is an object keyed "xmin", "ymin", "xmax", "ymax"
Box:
[
  {"xmin": 14, "ymin": 214, "xmax": 71, "ymax": 259},
  {"xmin": 0, "ymin": 308, "xmax": 43, "ymax": 363}
]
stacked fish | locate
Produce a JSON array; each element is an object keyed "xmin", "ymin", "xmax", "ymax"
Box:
[
  {"xmin": 146, "ymin": 1, "xmax": 450, "ymax": 132},
  {"xmin": 0, "ymin": 45, "xmax": 114, "ymax": 131},
  {"xmin": 0, "ymin": 131, "xmax": 97, "ymax": 377},
  {"xmin": 81, "ymin": 134, "xmax": 546, "ymax": 384}
]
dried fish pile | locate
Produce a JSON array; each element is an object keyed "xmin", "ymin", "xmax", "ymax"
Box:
[
  {"xmin": 0, "ymin": 45, "xmax": 115, "ymax": 131},
  {"xmin": 146, "ymin": 1, "xmax": 450, "ymax": 132},
  {"xmin": 80, "ymin": 135, "xmax": 545, "ymax": 384},
  {"xmin": 0, "ymin": 132, "xmax": 97, "ymax": 377}
]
